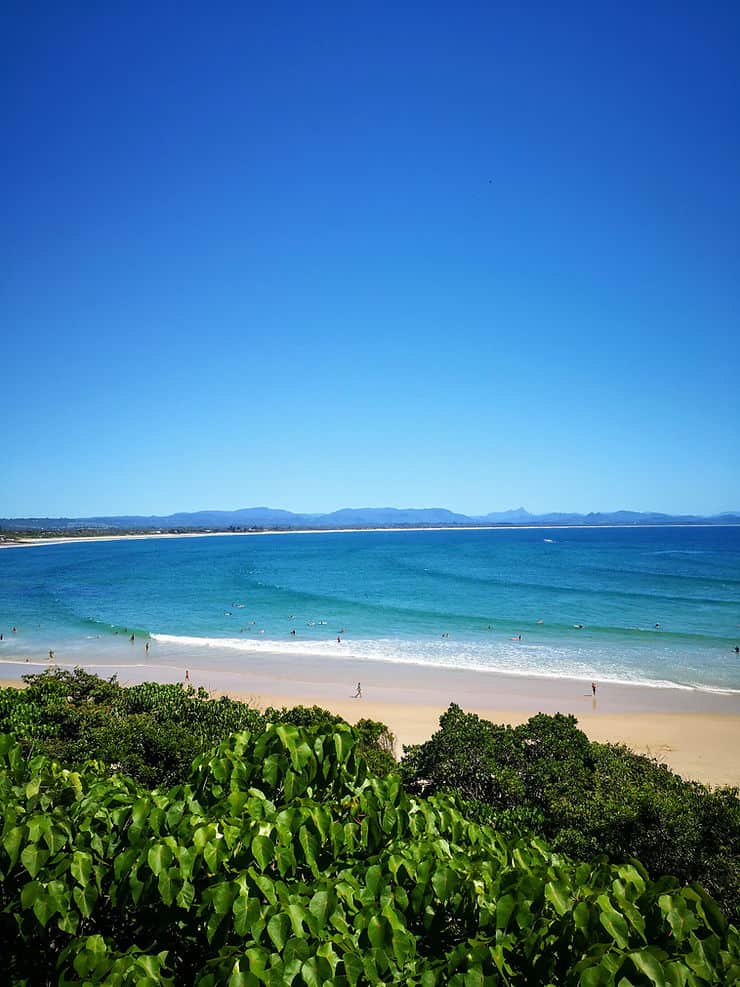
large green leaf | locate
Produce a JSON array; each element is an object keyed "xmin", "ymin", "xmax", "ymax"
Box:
[{"xmin": 251, "ymin": 834, "xmax": 273, "ymax": 871}]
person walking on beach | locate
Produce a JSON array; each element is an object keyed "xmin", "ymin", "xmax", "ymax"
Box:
[
  {"xmin": 591, "ymin": 681, "xmax": 597, "ymax": 696},
  {"xmin": 353, "ymin": 682, "xmax": 362, "ymax": 698},
  {"xmin": 145, "ymin": 641, "xmax": 149, "ymax": 653},
  {"xmin": 185, "ymin": 669, "xmax": 190, "ymax": 683}
]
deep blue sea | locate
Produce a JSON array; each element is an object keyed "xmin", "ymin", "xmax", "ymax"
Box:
[{"xmin": 1, "ymin": 527, "xmax": 740, "ymax": 692}]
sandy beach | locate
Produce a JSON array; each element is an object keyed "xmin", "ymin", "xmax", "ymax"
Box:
[
  {"xmin": 1, "ymin": 528, "xmax": 541, "ymax": 550},
  {"xmin": 3, "ymin": 649, "xmax": 739, "ymax": 788}
]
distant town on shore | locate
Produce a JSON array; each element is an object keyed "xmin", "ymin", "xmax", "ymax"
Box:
[{"xmin": 2, "ymin": 505, "xmax": 739, "ymax": 540}]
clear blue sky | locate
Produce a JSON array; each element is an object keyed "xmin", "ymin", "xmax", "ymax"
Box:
[{"xmin": 2, "ymin": 2, "xmax": 739, "ymax": 518}]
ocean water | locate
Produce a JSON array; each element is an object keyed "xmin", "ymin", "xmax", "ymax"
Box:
[{"xmin": 1, "ymin": 526, "xmax": 739, "ymax": 693}]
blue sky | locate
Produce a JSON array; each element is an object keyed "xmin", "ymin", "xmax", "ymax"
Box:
[{"xmin": 2, "ymin": 2, "xmax": 739, "ymax": 518}]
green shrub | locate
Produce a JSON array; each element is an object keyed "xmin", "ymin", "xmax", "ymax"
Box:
[
  {"xmin": 401, "ymin": 704, "xmax": 740, "ymax": 926},
  {"xmin": 1, "ymin": 724, "xmax": 738, "ymax": 985},
  {"xmin": 0, "ymin": 670, "xmax": 396, "ymax": 789}
]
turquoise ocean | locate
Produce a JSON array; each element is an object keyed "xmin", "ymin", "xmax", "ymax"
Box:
[{"xmin": 1, "ymin": 526, "xmax": 739, "ymax": 693}]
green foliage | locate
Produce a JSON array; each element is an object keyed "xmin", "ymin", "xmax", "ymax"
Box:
[
  {"xmin": 401, "ymin": 704, "xmax": 740, "ymax": 926},
  {"xmin": 1, "ymin": 724, "xmax": 739, "ymax": 985},
  {"xmin": 265, "ymin": 707, "xmax": 397, "ymax": 777},
  {"xmin": 0, "ymin": 671, "xmax": 393, "ymax": 790}
]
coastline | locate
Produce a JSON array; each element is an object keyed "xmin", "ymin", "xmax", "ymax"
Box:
[
  {"xmin": 3, "ymin": 650, "xmax": 739, "ymax": 788},
  {"xmin": 1, "ymin": 522, "xmax": 737, "ymax": 550}
]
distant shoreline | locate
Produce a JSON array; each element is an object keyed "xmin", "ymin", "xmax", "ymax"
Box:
[{"xmin": 2, "ymin": 522, "xmax": 739, "ymax": 550}]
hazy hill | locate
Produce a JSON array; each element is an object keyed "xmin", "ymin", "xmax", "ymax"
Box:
[
  {"xmin": 319, "ymin": 507, "xmax": 474, "ymax": 526},
  {"xmin": 2, "ymin": 506, "xmax": 739, "ymax": 533}
]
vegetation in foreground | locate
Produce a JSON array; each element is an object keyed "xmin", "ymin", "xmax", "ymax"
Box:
[
  {"xmin": 400, "ymin": 705, "xmax": 740, "ymax": 929},
  {"xmin": 0, "ymin": 670, "xmax": 738, "ymax": 984},
  {"xmin": 2, "ymin": 725, "xmax": 739, "ymax": 985},
  {"xmin": 0, "ymin": 668, "xmax": 396, "ymax": 785}
]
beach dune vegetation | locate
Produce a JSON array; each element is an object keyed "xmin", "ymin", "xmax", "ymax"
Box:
[
  {"xmin": 2, "ymin": 720, "xmax": 740, "ymax": 984},
  {"xmin": 1, "ymin": 672, "xmax": 739, "ymax": 984},
  {"xmin": 401, "ymin": 704, "xmax": 740, "ymax": 928},
  {"xmin": 0, "ymin": 669, "xmax": 394, "ymax": 789}
]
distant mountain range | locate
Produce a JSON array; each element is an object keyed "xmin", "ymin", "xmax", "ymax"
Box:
[{"xmin": 2, "ymin": 506, "xmax": 739, "ymax": 533}]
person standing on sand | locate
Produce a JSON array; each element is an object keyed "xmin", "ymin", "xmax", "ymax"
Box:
[
  {"xmin": 185, "ymin": 669, "xmax": 190, "ymax": 683},
  {"xmin": 591, "ymin": 681, "xmax": 597, "ymax": 696}
]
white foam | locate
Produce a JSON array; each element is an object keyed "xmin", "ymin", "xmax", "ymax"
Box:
[{"xmin": 149, "ymin": 633, "xmax": 740, "ymax": 695}]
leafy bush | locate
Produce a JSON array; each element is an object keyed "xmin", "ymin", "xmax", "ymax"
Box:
[
  {"xmin": 2, "ymin": 724, "xmax": 739, "ymax": 985},
  {"xmin": 0, "ymin": 670, "xmax": 394, "ymax": 789},
  {"xmin": 266, "ymin": 705, "xmax": 397, "ymax": 778},
  {"xmin": 401, "ymin": 704, "xmax": 740, "ymax": 926}
]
